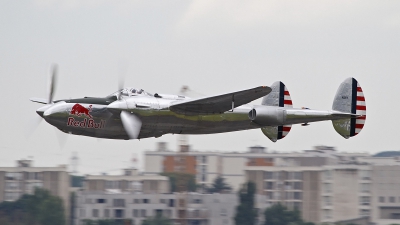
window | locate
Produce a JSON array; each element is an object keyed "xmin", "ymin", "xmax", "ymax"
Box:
[
  {"xmin": 360, "ymin": 196, "xmax": 370, "ymax": 205},
  {"xmin": 193, "ymin": 199, "xmax": 202, "ymax": 204},
  {"xmin": 360, "ymin": 170, "xmax": 371, "ymax": 180},
  {"xmin": 104, "ymin": 209, "xmax": 109, "ymax": 218},
  {"xmin": 133, "ymin": 209, "xmax": 138, "ymax": 217},
  {"xmin": 106, "ymin": 181, "xmax": 120, "ymax": 189},
  {"xmin": 274, "ymin": 171, "xmax": 282, "ymax": 180},
  {"xmin": 286, "ymin": 192, "xmax": 293, "ymax": 200},
  {"xmin": 265, "ymin": 182, "xmax": 274, "ymax": 190},
  {"xmin": 80, "ymin": 209, "xmax": 85, "ymax": 217},
  {"xmin": 160, "ymin": 199, "xmax": 165, "ymax": 204},
  {"xmin": 220, "ymin": 209, "xmax": 227, "ymax": 216},
  {"xmin": 97, "ymin": 199, "xmax": 106, "ymax": 203},
  {"xmin": 294, "ymin": 192, "xmax": 302, "ymax": 200},
  {"xmin": 324, "ymin": 196, "xmax": 331, "ymax": 206},
  {"xmin": 168, "ymin": 199, "xmax": 175, "ymax": 207},
  {"xmin": 294, "ymin": 172, "xmax": 303, "ymax": 180},
  {"xmin": 324, "ymin": 183, "xmax": 331, "ymax": 193},
  {"xmin": 379, "ymin": 196, "xmax": 385, "ymax": 203},
  {"xmin": 141, "ymin": 209, "xmax": 146, "ymax": 217},
  {"xmin": 390, "ymin": 196, "xmax": 396, "ymax": 203},
  {"xmin": 264, "ymin": 172, "xmax": 273, "ymax": 180},
  {"xmin": 114, "ymin": 209, "xmax": 124, "ymax": 218},
  {"xmin": 113, "ymin": 199, "xmax": 125, "ymax": 207},
  {"xmin": 360, "ymin": 209, "xmax": 370, "ymax": 216},
  {"xmin": 324, "ymin": 170, "xmax": 332, "ymax": 180},
  {"xmin": 5, "ymin": 172, "xmax": 22, "ymax": 181},
  {"xmin": 265, "ymin": 191, "xmax": 273, "ymax": 200},
  {"xmin": 143, "ymin": 199, "xmax": 149, "ymax": 204},
  {"xmin": 359, "ymin": 183, "xmax": 370, "ymax": 193},
  {"xmin": 4, "ymin": 192, "xmax": 20, "ymax": 201},
  {"xmin": 5, "ymin": 182, "xmax": 20, "ymax": 191},
  {"xmin": 202, "ymin": 156, "xmax": 207, "ymax": 164},
  {"xmin": 134, "ymin": 199, "xmax": 139, "ymax": 204},
  {"xmin": 293, "ymin": 182, "xmax": 302, "ymax": 190},
  {"xmin": 92, "ymin": 209, "xmax": 99, "ymax": 217},
  {"xmin": 324, "ymin": 209, "xmax": 331, "ymax": 219},
  {"xmin": 294, "ymin": 202, "xmax": 302, "ymax": 210}
]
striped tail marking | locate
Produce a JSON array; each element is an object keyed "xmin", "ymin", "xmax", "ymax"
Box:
[{"xmin": 352, "ymin": 81, "xmax": 366, "ymax": 136}]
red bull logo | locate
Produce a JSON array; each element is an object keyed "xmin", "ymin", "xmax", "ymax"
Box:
[
  {"xmin": 67, "ymin": 104, "xmax": 105, "ymax": 129},
  {"xmin": 70, "ymin": 104, "xmax": 92, "ymax": 118}
]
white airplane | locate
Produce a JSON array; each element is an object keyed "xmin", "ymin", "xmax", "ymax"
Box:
[{"xmin": 31, "ymin": 67, "xmax": 366, "ymax": 142}]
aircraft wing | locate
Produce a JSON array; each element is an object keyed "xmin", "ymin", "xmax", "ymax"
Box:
[{"xmin": 169, "ymin": 86, "xmax": 271, "ymax": 115}]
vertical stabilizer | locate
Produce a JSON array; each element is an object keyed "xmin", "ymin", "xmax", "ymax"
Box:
[
  {"xmin": 332, "ymin": 78, "xmax": 366, "ymax": 138},
  {"xmin": 261, "ymin": 81, "xmax": 292, "ymax": 142}
]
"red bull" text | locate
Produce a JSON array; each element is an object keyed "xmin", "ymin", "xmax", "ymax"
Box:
[{"xmin": 67, "ymin": 117, "xmax": 106, "ymax": 129}]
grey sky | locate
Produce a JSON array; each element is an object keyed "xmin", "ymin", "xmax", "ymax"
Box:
[{"xmin": 1, "ymin": 1, "xmax": 399, "ymax": 174}]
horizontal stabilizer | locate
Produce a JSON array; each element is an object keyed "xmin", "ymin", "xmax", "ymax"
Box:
[{"xmin": 30, "ymin": 97, "xmax": 48, "ymax": 104}]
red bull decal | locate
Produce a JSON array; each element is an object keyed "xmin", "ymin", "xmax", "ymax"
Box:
[
  {"xmin": 67, "ymin": 104, "xmax": 105, "ymax": 129},
  {"xmin": 70, "ymin": 104, "xmax": 92, "ymax": 118},
  {"xmin": 67, "ymin": 117, "xmax": 106, "ymax": 129}
]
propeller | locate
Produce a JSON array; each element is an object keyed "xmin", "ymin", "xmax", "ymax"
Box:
[
  {"xmin": 120, "ymin": 111, "xmax": 142, "ymax": 139},
  {"xmin": 47, "ymin": 64, "xmax": 58, "ymax": 104}
]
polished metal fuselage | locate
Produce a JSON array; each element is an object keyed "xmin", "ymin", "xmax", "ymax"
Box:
[{"xmin": 38, "ymin": 95, "xmax": 352, "ymax": 140}]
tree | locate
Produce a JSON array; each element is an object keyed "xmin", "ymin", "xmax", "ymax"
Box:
[
  {"xmin": 161, "ymin": 172, "xmax": 197, "ymax": 192},
  {"xmin": 207, "ymin": 176, "xmax": 232, "ymax": 193},
  {"xmin": 141, "ymin": 216, "xmax": 173, "ymax": 225},
  {"xmin": 264, "ymin": 203, "xmax": 314, "ymax": 225},
  {"xmin": 234, "ymin": 182, "xmax": 257, "ymax": 225},
  {"xmin": 0, "ymin": 188, "xmax": 66, "ymax": 225}
]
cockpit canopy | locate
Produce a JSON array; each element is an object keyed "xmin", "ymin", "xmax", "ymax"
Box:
[{"xmin": 107, "ymin": 88, "xmax": 152, "ymax": 98}]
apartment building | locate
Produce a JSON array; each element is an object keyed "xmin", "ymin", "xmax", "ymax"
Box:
[
  {"xmin": 370, "ymin": 165, "xmax": 400, "ymax": 225},
  {"xmin": 84, "ymin": 168, "xmax": 170, "ymax": 194},
  {"xmin": 246, "ymin": 162, "xmax": 400, "ymax": 225},
  {"xmin": 75, "ymin": 191, "xmax": 268, "ymax": 225},
  {"xmin": 0, "ymin": 160, "xmax": 70, "ymax": 218},
  {"xmin": 144, "ymin": 144, "xmax": 352, "ymax": 191}
]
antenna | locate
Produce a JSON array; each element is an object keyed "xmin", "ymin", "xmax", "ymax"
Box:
[{"xmin": 70, "ymin": 152, "xmax": 79, "ymax": 175}]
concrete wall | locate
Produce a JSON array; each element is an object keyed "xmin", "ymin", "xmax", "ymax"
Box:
[
  {"xmin": 302, "ymin": 171, "xmax": 320, "ymax": 223},
  {"xmin": 332, "ymin": 169, "xmax": 359, "ymax": 221}
]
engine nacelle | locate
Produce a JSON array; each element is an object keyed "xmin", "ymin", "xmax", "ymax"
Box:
[{"xmin": 248, "ymin": 106, "xmax": 286, "ymax": 126}]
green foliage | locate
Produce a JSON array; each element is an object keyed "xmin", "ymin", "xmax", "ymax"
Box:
[
  {"xmin": 70, "ymin": 175, "xmax": 84, "ymax": 187},
  {"xmin": 264, "ymin": 203, "xmax": 314, "ymax": 225},
  {"xmin": 141, "ymin": 216, "xmax": 173, "ymax": 225},
  {"xmin": 0, "ymin": 188, "xmax": 66, "ymax": 225},
  {"xmin": 82, "ymin": 219, "xmax": 130, "ymax": 225},
  {"xmin": 207, "ymin": 176, "xmax": 232, "ymax": 193},
  {"xmin": 161, "ymin": 172, "xmax": 197, "ymax": 192},
  {"xmin": 234, "ymin": 182, "xmax": 257, "ymax": 225}
]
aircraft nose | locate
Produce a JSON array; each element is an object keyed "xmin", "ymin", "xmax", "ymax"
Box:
[
  {"xmin": 42, "ymin": 102, "xmax": 68, "ymax": 118},
  {"xmin": 36, "ymin": 105, "xmax": 52, "ymax": 118}
]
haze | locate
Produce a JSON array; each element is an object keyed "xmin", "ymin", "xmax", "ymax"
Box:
[{"xmin": 1, "ymin": 1, "xmax": 399, "ymax": 174}]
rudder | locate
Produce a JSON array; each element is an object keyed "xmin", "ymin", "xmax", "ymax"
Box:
[
  {"xmin": 261, "ymin": 81, "xmax": 292, "ymax": 142},
  {"xmin": 332, "ymin": 77, "xmax": 366, "ymax": 139}
]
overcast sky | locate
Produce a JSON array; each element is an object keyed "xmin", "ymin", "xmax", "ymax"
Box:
[{"xmin": 1, "ymin": 1, "xmax": 399, "ymax": 174}]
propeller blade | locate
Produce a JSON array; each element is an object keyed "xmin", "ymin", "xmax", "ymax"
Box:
[
  {"xmin": 25, "ymin": 115, "xmax": 43, "ymax": 139},
  {"xmin": 54, "ymin": 128, "xmax": 68, "ymax": 149},
  {"xmin": 47, "ymin": 64, "xmax": 58, "ymax": 103},
  {"xmin": 120, "ymin": 111, "xmax": 142, "ymax": 139}
]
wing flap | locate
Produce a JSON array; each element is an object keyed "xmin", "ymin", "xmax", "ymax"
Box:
[{"xmin": 170, "ymin": 86, "xmax": 271, "ymax": 115}]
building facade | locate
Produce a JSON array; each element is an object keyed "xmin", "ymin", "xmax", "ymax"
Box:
[
  {"xmin": 246, "ymin": 163, "xmax": 400, "ymax": 225},
  {"xmin": 75, "ymin": 192, "xmax": 268, "ymax": 225},
  {"xmin": 0, "ymin": 160, "xmax": 70, "ymax": 219}
]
